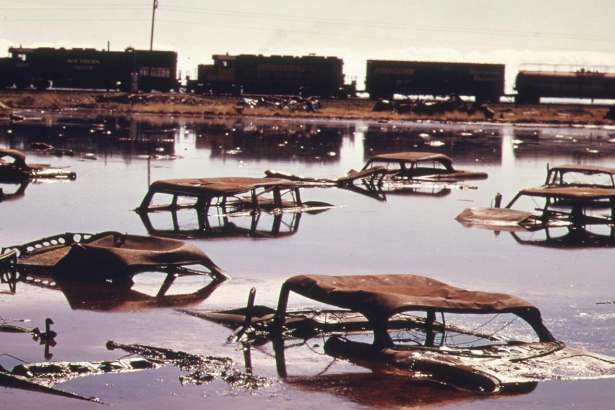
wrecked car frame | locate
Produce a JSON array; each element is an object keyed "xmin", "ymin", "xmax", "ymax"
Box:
[{"xmin": 187, "ymin": 274, "xmax": 615, "ymax": 394}]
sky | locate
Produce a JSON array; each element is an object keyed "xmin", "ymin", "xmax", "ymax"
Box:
[{"xmin": 1, "ymin": 1, "xmax": 614, "ymax": 90}]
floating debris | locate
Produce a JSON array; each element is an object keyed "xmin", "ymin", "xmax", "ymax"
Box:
[
  {"xmin": 0, "ymin": 356, "xmax": 156, "ymax": 402},
  {"xmin": 106, "ymin": 341, "xmax": 271, "ymax": 389},
  {"xmin": 237, "ymin": 96, "xmax": 320, "ymax": 112},
  {"xmin": 81, "ymin": 153, "xmax": 97, "ymax": 160}
]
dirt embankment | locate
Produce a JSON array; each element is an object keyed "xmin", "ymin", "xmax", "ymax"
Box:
[{"xmin": 1, "ymin": 90, "xmax": 614, "ymax": 125}]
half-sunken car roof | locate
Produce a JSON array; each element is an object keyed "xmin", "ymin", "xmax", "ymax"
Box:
[
  {"xmin": 10, "ymin": 231, "xmax": 225, "ymax": 279},
  {"xmin": 149, "ymin": 177, "xmax": 302, "ymax": 197},
  {"xmin": 283, "ymin": 274, "xmax": 537, "ymax": 317},
  {"xmin": 0, "ymin": 148, "xmax": 27, "ymax": 166},
  {"xmin": 548, "ymin": 164, "xmax": 615, "ymax": 175},
  {"xmin": 517, "ymin": 186, "xmax": 615, "ymax": 201},
  {"xmin": 368, "ymin": 152, "xmax": 453, "ymax": 165}
]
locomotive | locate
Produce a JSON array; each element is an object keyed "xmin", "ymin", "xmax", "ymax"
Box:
[
  {"xmin": 187, "ymin": 54, "xmax": 345, "ymax": 97},
  {"xmin": 0, "ymin": 47, "xmax": 178, "ymax": 92}
]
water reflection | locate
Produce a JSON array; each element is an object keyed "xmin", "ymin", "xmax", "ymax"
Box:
[
  {"xmin": 13, "ymin": 271, "xmax": 224, "ymax": 312},
  {"xmin": 194, "ymin": 119, "xmax": 347, "ymax": 162},
  {"xmin": 1, "ymin": 115, "xmax": 177, "ymax": 160},
  {"xmin": 238, "ymin": 337, "xmax": 536, "ymax": 409},
  {"xmin": 0, "ymin": 180, "xmax": 29, "ymax": 202},
  {"xmin": 139, "ymin": 208, "xmax": 302, "ymax": 240},
  {"xmin": 511, "ymin": 225, "xmax": 615, "ymax": 249},
  {"xmin": 512, "ymin": 127, "xmax": 615, "ymax": 159},
  {"xmin": 364, "ymin": 124, "xmax": 502, "ymax": 164},
  {"xmin": 343, "ymin": 179, "xmax": 451, "ymax": 200}
]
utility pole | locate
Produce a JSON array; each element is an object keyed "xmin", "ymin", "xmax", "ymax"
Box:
[{"xmin": 149, "ymin": 0, "xmax": 158, "ymax": 50}]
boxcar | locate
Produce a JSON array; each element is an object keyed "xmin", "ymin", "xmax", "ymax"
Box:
[
  {"xmin": 515, "ymin": 68, "xmax": 615, "ymax": 104},
  {"xmin": 4, "ymin": 47, "xmax": 177, "ymax": 92},
  {"xmin": 365, "ymin": 60, "xmax": 505, "ymax": 102},
  {"xmin": 0, "ymin": 57, "xmax": 12, "ymax": 89},
  {"xmin": 190, "ymin": 54, "xmax": 344, "ymax": 97}
]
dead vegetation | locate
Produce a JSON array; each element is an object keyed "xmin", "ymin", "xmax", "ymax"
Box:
[{"xmin": 1, "ymin": 90, "xmax": 614, "ymax": 125}]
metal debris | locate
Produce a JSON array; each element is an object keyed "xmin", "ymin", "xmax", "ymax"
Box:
[{"xmin": 106, "ymin": 341, "xmax": 271, "ymax": 389}]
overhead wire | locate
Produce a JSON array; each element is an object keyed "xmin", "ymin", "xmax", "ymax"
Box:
[{"xmin": 0, "ymin": 4, "xmax": 611, "ymax": 46}]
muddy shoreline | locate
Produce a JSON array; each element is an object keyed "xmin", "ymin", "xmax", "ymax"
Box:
[{"xmin": 1, "ymin": 90, "xmax": 615, "ymax": 126}]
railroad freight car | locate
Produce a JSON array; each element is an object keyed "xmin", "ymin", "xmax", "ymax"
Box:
[
  {"xmin": 0, "ymin": 57, "xmax": 12, "ymax": 89},
  {"xmin": 515, "ymin": 66, "xmax": 615, "ymax": 104},
  {"xmin": 365, "ymin": 60, "xmax": 505, "ymax": 102},
  {"xmin": 188, "ymin": 54, "xmax": 344, "ymax": 97},
  {"xmin": 4, "ymin": 47, "xmax": 177, "ymax": 92}
]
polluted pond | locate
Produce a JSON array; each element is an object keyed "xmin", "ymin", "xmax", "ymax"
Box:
[{"xmin": 5, "ymin": 115, "xmax": 615, "ymax": 408}]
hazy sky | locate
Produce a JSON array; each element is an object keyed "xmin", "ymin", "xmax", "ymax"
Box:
[{"xmin": 1, "ymin": 1, "xmax": 614, "ymax": 88}]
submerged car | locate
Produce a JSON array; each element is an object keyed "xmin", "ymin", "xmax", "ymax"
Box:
[
  {"xmin": 265, "ymin": 151, "xmax": 486, "ymax": 201},
  {"xmin": 0, "ymin": 231, "xmax": 227, "ymax": 282},
  {"xmin": 191, "ymin": 274, "xmax": 615, "ymax": 394},
  {"xmin": 357, "ymin": 152, "xmax": 488, "ymax": 182},
  {"xmin": 0, "ymin": 148, "xmax": 76, "ymax": 182},
  {"xmin": 544, "ymin": 164, "xmax": 615, "ymax": 188},
  {"xmin": 137, "ymin": 176, "xmax": 333, "ymax": 215},
  {"xmin": 457, "ymin": 185, "xmax": 615, "ymax": 231}
]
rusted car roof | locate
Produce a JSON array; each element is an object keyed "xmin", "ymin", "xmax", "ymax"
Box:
[
  {"xmin": 0, "ymin": 148, "xmax": 27, "ymax": 167},
  {"xmin": 149, "ymin": 177, "xmax": 302, "ymax": 197},
  {"xmin": 549, "ymin": 164, "xmax": 615, "ymax": 175},
  {"xmin": 283, "ymin": 274, "xmax": 537, "ymax": 317},
  {"xmin": 368, "ymin": 152, "xmax": 453, "ymax": 165},
  {"xmin": 11, "ymin": 231, "xmax": 225, "ymax": 279},
  {"xmin": 518, "ymin": 186, "xmax": 615, "ymax": 200}
]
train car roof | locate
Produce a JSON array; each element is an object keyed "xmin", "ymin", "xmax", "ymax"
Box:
[
  {"xmin": 9, "ymin": 46, "xmax": 176, "ymax": 54},
  {"xmin": 366, "ymin": 59, "xmax": 505, "ymax": 68},
  {"xmin": 517, "ymin": 70, "xmax": 615, "ymax": 79},
  {"xmin": 213, "ymin": 54, "xmax": 341, "ymax": 61}
]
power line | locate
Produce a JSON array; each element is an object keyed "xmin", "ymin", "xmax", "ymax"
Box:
[{"xmin": 1, "ymin": 5, "xmax": 610, "ymax": 46}]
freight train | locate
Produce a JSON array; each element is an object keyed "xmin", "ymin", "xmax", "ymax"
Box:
[
  {"xmin": 365, "ymin": 60, "xmax": 505, "ymax": 103},
  {"xmin": 186, "ymin": 54, "xmax": 345, "ymax": 97},
  {"xmin": 0, "ymin": 47, "xmax": 178, "ymax": 92},
  {"xmin": 2, "ymin": 45, "xmax": 615, "ymax": 103},
  {"xmin": 515, "ymin": 65, "xmax": 615, "ymax": 104}
]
